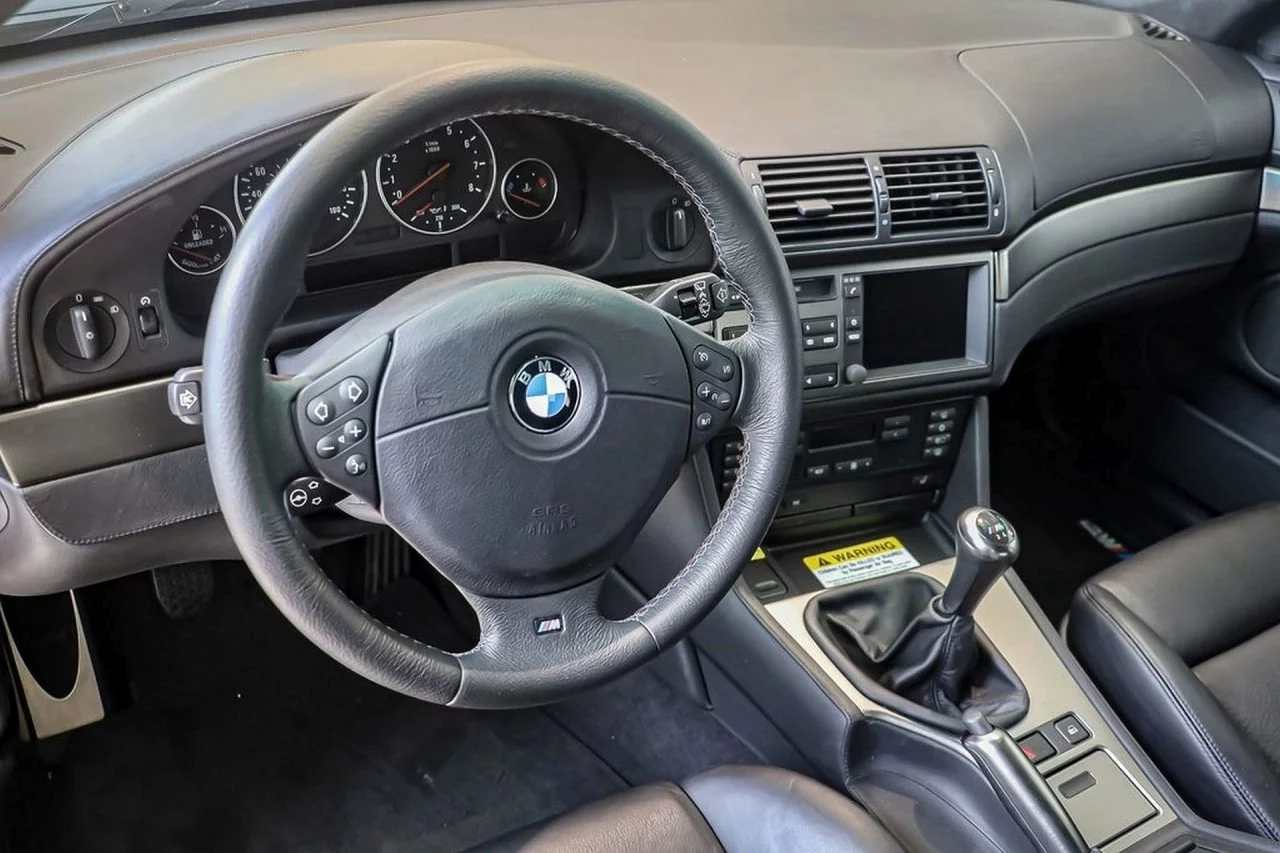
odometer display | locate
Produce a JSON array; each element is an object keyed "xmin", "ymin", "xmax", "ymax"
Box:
[
  {"xmin": 234, "ymin": 146, "xmax": 367, "ymax": 256},
  {"xmin": 376, "ymin": 120, "xmax": 495, "ymax": 234}
]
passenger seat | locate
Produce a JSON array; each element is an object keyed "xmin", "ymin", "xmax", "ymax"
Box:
[{"xmin": 1067, "ymin": 503, "xmax": 1280, "ymax": 840}]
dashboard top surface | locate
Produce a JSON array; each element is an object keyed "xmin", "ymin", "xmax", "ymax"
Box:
[{"xmin": 0, "ymin": 0, "xmax": 1271, "ymax": 410}]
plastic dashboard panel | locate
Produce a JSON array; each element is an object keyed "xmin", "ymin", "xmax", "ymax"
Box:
[{"xmin": 0, "ymin": 0, "xmax": 1270, "ymax": 596}]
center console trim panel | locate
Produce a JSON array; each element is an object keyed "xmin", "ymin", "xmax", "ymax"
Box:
[{"xmin": 762, "ymin": 558, "xmax": 1174, "ymax": 851}]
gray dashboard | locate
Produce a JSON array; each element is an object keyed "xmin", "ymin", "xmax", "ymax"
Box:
[{"xmin": 0, "ymin": 0, "xmax": 1271, "ymax": 593}]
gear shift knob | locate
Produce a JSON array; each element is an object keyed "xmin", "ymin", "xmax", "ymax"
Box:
[{"xmin": 937, "ymin": 507, "xmax": 1020, "ymax": 617}]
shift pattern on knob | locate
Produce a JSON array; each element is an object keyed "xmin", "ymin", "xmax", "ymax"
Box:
[{"xmin": 938, "ymin": 506, "xmax": 1020, "ymax": 617}]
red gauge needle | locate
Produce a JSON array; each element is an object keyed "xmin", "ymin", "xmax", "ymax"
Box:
[
  {"xmin": 172, "ymin": 246, "xmax": 214, "ymax": 263},
  {"xmin": 394, "ymin": 162, "xmax": 451, "ymax": 208},
  {"xmin": 507, "ymin": 191, "xmax": 543, "ymax": 209}
]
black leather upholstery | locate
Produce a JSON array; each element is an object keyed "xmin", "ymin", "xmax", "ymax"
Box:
[
  {"xmin": 474, "ymin": 766, "xmax": 905, "ymax": 853},
  {"xmin": 807, "ymin": 574, "xmax": 1028, "ymax": 734},
  {"xmin": 1067, "ymin": 503, "xmax": 1280, "ymax": 839}
]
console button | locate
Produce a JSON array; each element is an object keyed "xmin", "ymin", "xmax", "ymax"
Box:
[
  {"xmin": 1017, "ymin": 731, "xmax": 1057, "ymax": 764},
  {"xmin": 306, "ymin": 396, "xmax": 337, "ymax": 426},
  {"xmin": 803, "ymin": 369, "xmax": 838, "ymax": 390},
  {"xmin": 341, "ymin": 419, "xmax": 367, "ymax": 444},
  {"xmin": 925, "ymin": 433, "xmax": 952, "ymax": 447},
  {"xmin": 316, "ymin": 434, "xmax": 340, "ymax": 459},
  {"xmin": 806, "ymin": 464, "xmax": 831, "ymax": 480},
  {"xmin": 923, "ymin": 446, "xmax": 948, "ymax": 459},
  {"xmin": 834, "ymin": 460, "xmax": 852, "ymax": 475},
  {"xmin": 881, "ymin": 427, "xmax": 909, "ymax": 442},
  {"xmin": 137, "ymin": 305, "xmax": 160, "ymax": 337},
  {"xmin": 723, "ymin": 453, "xmax": 742, "ymax": 467},
  {"xmin": 912, "ymin": 473, "xmax": 935, "ymax": 487},
  {"xmin": 847, "ymin": 316, "xmax": 861, "ymax": 330},
  {"xmin": 845, "ymin": 331, "xmax": 862, "ymax": 345},
  {"xmin": 883, "ymin": 414, "xmax": 911, "ymax": 429},
  {"xmin": 1055, "ymin": 715, "xmax": 1090, "ymax": 745},
  {"xmin": 930, "ymin": 407, "xmax": 958, "ymax": 421},
  {"xmin": 843, "ymin": 282, "xmax": 862, "ymax": 299},
  {"xmin": 927, "ymin": 421, "xmax": 954, "ymax": 434},
  {"xmin": 724, "ymin": 439, "xmax": 743, "ymax": 453},
  {"xmin": 803, "ymin": 334, "xmax": 838, "ymax": 351},
  {"xmin": 783, "ymin": 494, "xmax": 806, "ymax": 510},
  {"xmin": 338, "ymin": 377, "xmax": 368, "ymax": 407},
  {"xmin": 721, "ymin": 325, "xmax": 748, "ymax": 341},
  {"xmin": 802, "ymin": 317, "xmax": 837, "ymax": 335},
  {"xmin": 344, "ymin": 454, "xmax": 369, "ymax": 477}
]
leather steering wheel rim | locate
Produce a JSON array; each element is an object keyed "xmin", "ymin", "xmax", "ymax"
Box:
[{"xmin": 202, "ymin": 58, "xmax": 802, "ymax": 708}]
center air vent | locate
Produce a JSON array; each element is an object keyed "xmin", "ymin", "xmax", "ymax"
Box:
[
  {"xmin": 1139, "ymin": 16, "xmax": 1186, "ymax": 41},
  {"xmin": 755, "ymin": 155, "xmax": 876, "ymax": 253},
  {"xmin": 881, "ymin": 151, "xmax": 991, "ymax": 236}
]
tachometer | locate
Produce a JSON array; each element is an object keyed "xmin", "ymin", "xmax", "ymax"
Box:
[
  {"xmin": 168, "ymin": 206, "xmax": 236, "ymax": 276},
  {"xmin": 234, "ymin": 147, "xmax": 367, "ymax": 256},
  {"xmin": 376, "ymin": 120, "xmax": 495, "ymax": 234}
]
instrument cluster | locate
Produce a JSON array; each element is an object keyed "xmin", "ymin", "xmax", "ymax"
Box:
[{"xmin": 164, "ymin": 115, "xmax": 580, "ymax": 315}]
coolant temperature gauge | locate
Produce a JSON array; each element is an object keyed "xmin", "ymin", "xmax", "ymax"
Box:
[{"xmin": 501, "ymin": 158, "xmax": 558, "ymax": 220}]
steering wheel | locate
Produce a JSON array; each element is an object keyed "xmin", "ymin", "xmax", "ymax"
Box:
[{"xmin": 202, "ymin": 59, "xmax": 802, "ymax": 709}]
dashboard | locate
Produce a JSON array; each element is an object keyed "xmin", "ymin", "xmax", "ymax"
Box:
[
  {"xmin": 163, "ymin": 115, "xmax": 589, "ymax": 326},
  {"xmin": 0, "ymin": 0, "xmax": 1273, "ymax": 594}
]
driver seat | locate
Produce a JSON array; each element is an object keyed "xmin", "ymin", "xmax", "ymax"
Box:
[{"xmin": 474, "ymin": 765, "xmax": 905, "ymax": 852}]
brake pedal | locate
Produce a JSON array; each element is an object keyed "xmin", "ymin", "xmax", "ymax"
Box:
[{"xmin": 150, "ymin": 563, "xmax": 214, "ymax": 619}]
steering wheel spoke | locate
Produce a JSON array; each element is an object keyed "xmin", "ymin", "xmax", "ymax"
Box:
[
  {"xmin": 451, "ymin": 576, "xmax": 655, "ymax": 708},
  {"xmin": 292, "ymin": 337, "xmax": 390, "ymax": 507},
  {"xmin": 662, "ymin": 316, "xmax": 744, "ymax": 457}
]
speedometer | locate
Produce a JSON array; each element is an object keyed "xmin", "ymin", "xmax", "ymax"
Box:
[
  {"xmin": 235, "ymin": 146, "xmax": 367, "ymax": 256},
  {"xmin": 376, "ymin": 120, "xmax": 495, "ymax": 235}
]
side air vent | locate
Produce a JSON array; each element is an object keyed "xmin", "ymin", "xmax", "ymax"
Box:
[
  {"xmin": 881, "ymin": 150, "xmax": 990, "ymax": 236},
  {"xmin": 1139, "ymin": 16, "xmax": 1187, "ymax": 41},
  {"xmin": 755, "ymin": 155, "xmax": 877, "ymax": 253}
]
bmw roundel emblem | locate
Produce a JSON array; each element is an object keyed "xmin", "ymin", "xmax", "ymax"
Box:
[{"xmin": 509, "ymin": 356, "xmax": 580, "ymax": 433}]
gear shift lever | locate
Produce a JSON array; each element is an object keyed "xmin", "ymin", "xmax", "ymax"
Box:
[
  {"xmin": 939, "ymin": 507, "xmax": 1021, "ymax": 617},
  {"xmin": 807, "ymin": 505, "xmax": 1030, "ymax": 732}
]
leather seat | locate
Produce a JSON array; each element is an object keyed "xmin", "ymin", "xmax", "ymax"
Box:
[
  {"xmin": 1067, "ymin": 503, "xmax": 1280, "ymax": 840},
  {"xmin": 474, "ymin": 765, "xmax": 906, "ymax": 852}
]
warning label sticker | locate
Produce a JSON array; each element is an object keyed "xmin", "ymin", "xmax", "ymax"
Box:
[{"xmin": 801, "ymin": 536, "xmax": 920, "ymax": 589}]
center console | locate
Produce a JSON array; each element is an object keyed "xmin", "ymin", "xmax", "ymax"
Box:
[{"xmin": 707, "ymin": 252, "xmax": 995, "ymax": 532}]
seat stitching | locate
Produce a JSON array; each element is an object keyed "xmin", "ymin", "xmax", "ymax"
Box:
[{"xmin": 1083, "ymin": 584, "xmax": 1280, "ymax": 839}]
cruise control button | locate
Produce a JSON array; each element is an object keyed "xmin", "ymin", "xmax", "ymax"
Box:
[
  {"xmin": 709, "ymin": 389, "xmax": 733, "ymax": 411},
  {"xmin": 693, "ymin": 346, "xmax": 713, "ymax": 369},
  {"xmin": 344, "ymin": 454, "xmax": 369, "ymax": 476},
  {"xmin": 338, "ymin": 377, "xmax": 368, "ymax": 407},
  {"xmin": 696, "ymin": 382, "xmax": 715, "ymax": 402},
  {"xmin": 316, "ymin": 434, "xmax": 339, "ymax": 459},
  {"xmin": 306, "ymin": 396, "xmax": 336, "ymax": 426},
  {"xmin": 695, "ymin": 412, "xmax": 714, "ymax": 431}
]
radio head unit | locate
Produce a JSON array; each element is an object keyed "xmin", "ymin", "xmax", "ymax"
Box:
[{"xmin": 713, "ymin": 252, "xmax": 995, "ymax": 397}]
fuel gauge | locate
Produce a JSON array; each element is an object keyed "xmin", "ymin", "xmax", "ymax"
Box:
[{"xmin": 501, "ymin": 158, "xmax": 558, "ymax": 220}]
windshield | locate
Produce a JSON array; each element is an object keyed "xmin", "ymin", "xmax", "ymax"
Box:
[{"xmin": 0, "ymin": 0, "xmax": 325, "ymax": 49}]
